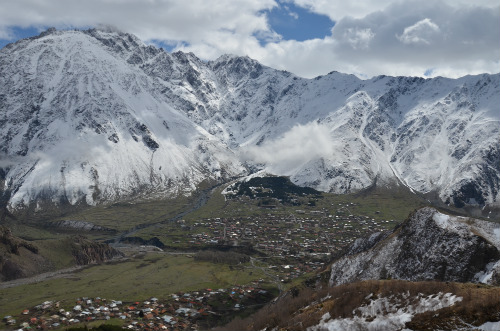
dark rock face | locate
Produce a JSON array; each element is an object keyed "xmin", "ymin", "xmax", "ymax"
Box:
[
  {"xmin": 71, "ymin": 236, "xmax": 123, "ymax": 265},
  {"xmin": 452, "ymin": 182, "xmax": 486, "ymax": 207},
  {"xmin": 392, "ymin": 208, "xmax": 500, "ymax": 282},
  {"xmin": 346, "ymin": 231, "xmax": 390, "ymax": 256},
  {"xmin": 0, "ymin": 226, "xmax": 38, "ymax": 255},
  {"xmin": 329, "ymin": 207, "xmax": 500, "ymax": 286}
]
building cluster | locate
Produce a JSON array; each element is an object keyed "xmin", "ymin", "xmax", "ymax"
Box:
[
  {"xmin": 190, "ymin": 204, "xmax": 391, "ymax": 252},
  {"xmin": 179, "ymin": 204, "xmax": 394, "ymax": 282},
  {"xmin": 4, "ymin": 283, "xmax": 273, "ymax": 331}
]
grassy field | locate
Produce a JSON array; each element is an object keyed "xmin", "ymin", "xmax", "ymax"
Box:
[
  {"xmin": 50, "ymin": 195, "xmax": 193, "ymax": 231},
  {"xmin": 317, "ymin": 186, "xmax": 429, "ymax": 222},
  {"xmin": 35, "ymin": 238, "xmax": 79, "ymax": 270},
  {"xmin": 0, "ymin": 252, "xmax": 279, "ymax": 316}
]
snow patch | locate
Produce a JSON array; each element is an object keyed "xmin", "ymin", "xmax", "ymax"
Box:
[
  {"xmin": 1, "ymin": 29, "xmax": 499, "ymax": 208},
  {"xmin": 474, "ymin": 261, "xmax": 500, "ymax": 284},
  {"xmin": 308, "ymin": 293, "xmax": 462, "ymax": 331},
  {"xmin": 478, "ymin": 321, "xmax": 500, "ymax": 331},
  {"xmin": 432, "ymin": 212, "xmax": 450, "ymax": 228}
]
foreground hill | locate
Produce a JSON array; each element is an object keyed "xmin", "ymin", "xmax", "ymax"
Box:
[
  {"xmin": 218, "ymin": 280, "xmax": 500, "ymax": 331},
  {"xmin": 218, "ymin": 207, "xmax": 500, "ymax": 330},
  {"xmin": 330, "ymin": 207, "xmax": 500, "ymax": 286},
  {"xmin": 0, "ymin": 28, "xmax": 499, "ymax": 216}
]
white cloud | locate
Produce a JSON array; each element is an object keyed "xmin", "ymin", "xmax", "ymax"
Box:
[
  {"xmin": 288, "ymin": 0, "xmax": 396, "ymax": 20},
  {"xmin": 397, "ymin": 18, "xmax": 440, "ymax": 45},
  {"xmin": 290, "ymin": 0, "xmax": 499, "ymax": 20},
  {"xmin": 0, "ymin": 28, "xmax": 14, "ymax": 40},
  {"xmin": 255, "ymin": 0, "xmax": 500, "ymax": 78},
  {"xmin": 0, "ymin": 0, "xmax": 499, "ymax": 79},
  {"xmin": 344, "ymin": 27, "xmax": 375, "ymax": 49},
  {"xmin": 0, "ymin": 0, "xmax": 276, "ymax": 48},
  {"xmin": 242, "ymin": 122, "xmax": 334, "ymax": 172},
  {"xmin": 283, "ymin": 5, "xmax": 300, "ymax": 19}
]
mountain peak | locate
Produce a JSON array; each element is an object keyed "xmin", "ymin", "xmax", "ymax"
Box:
[{"xmin": 0, "ymin": 29, "xmax": 498, "ymax": 214}]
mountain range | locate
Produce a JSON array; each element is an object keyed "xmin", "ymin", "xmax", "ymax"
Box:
[{"xmin": 0, "ymin": 27, "xmax": 499, "ymax": 215}]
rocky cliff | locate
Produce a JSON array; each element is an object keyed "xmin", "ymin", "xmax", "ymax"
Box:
[
  {"xmin": 71, "ymin": 236, "xmax": 123, "ymax": 265},
  {"xmin": 329, "ymin": 207, "xmax": 500, "ymax": 286}
]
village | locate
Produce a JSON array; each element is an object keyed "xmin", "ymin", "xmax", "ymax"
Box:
[
  {"xmin": 3, "ymin": 282, "xmax": 274, "ymax": 330},
  {"xmin": 3, "ymin": 201, "xmax": 397, "ymax": 331},
  {"xmin": 183, "ymin": 201, "xmax": 395, "ymax": 281}
]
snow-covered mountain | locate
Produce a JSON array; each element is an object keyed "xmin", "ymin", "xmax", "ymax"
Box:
[
  {"xmin": 0, "ymin": 28, "xmax": 499, "ymax": 212},
  {"xmin": 0, "ymin": 28, "xmax": 247, "ymax": 210},
  {"xmin": 329, "ymin": 207, "xmax": 500, "ymax": 286}
]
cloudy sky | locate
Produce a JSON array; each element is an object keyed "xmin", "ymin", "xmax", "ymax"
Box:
[{"xmin": 0, "ymin": 0, "xmax": 498, "ymax": 79}]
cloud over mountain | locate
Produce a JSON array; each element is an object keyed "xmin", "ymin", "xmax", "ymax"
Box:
[{"xmin": 0, "ymin": 0, "xmax": 498, "ymax": 79}]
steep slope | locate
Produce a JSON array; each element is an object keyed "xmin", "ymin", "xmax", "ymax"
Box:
[
  {"xmin": 0, "ymin": 225, "xmax": 48, "ymax": 281},
  {"xmin": 219, "ymin": 280, "xmax": 500, "ymax": 331},
  {"xmin": 189, "ymin": 57, "xmax": 500, "ymax": 207},
  {"xmin": 0, "ymin": 28, "xmax": 499, "ymax": 213},
  {"xmin": 329, "ymin": 207, "xmax": 500, "ymax": 286},
  {"xmin": 209, "ymin": 68, "xmax": 500, "ymax": 207},
  {"xmin": 0, "ymin": 28, "xmax": 246, "ymax": 211}
]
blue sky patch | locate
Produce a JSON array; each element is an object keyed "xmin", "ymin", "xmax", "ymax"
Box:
[
  {"xmin": 424, "ymin": 68, "xmax": 435, "ymax": 77},
  {"xmin": 0, "ymin": 26, "xmax": 44, "ymax": 49},
  {"xmin": 265, "ymin": 1, "xmax": 334, "ymax": 42},
  {"xmin": 0, "ymin": 2, "xmax": 336, "ymax": 51}
]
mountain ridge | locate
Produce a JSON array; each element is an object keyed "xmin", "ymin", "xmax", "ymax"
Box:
[{"xmin": 0, "ymin": 28, "xmax": 499, "ymax": 215}]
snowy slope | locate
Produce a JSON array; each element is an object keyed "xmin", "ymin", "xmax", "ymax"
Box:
[
  {"xmin": 329, "ymin": 207, "xmax": 500, "ymax": 286},
  {"xmin": 206, "ymin": 68, "xmax": 500, "ymax": 206},
  {"xmin": 0, "ymin": 28, "xmax": 499, "ymax": 211},
  {"xmin": 0, "ymin": 28, "xmax": 246, "ymax": 208},
  {"xmin": 310, "ymin": 292, "xmax": 463, "ymax": 331}
]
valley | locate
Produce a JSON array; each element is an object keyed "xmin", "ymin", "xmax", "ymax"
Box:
[{"xmin": 1, "ymin": 180, "xmax": 431, "ymax": 329}]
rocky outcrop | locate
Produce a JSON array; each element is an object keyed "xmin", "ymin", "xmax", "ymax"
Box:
[
  {"xmin": 71, "ymin": 236, "xmax": 124, "ymax": 265},
  {"xmin": 329, "ymin": 207, "xmax": 500, "ymax": 286},
  {"xmin": 0, "ymin": 226, "xmax": 50, "ymax": 281},
  {"xmin": 0, "ymin": 227, "xmax": 123, "ymax": 281},
  {"xmin": 0, "ymin": 226, "xmax": 38, "ymax": 255}
]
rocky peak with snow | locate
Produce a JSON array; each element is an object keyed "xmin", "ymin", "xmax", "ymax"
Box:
[
  {"xmin": 0, "ymin": 28, "xmax": 499, "ymax": 213},
  {"xmin": 329, "ymin": 207, "xmax": 500, "ymax": 286},
  {"xmin": 0, "ymin": 28, "xmax": 246, "ymax": 210}
]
